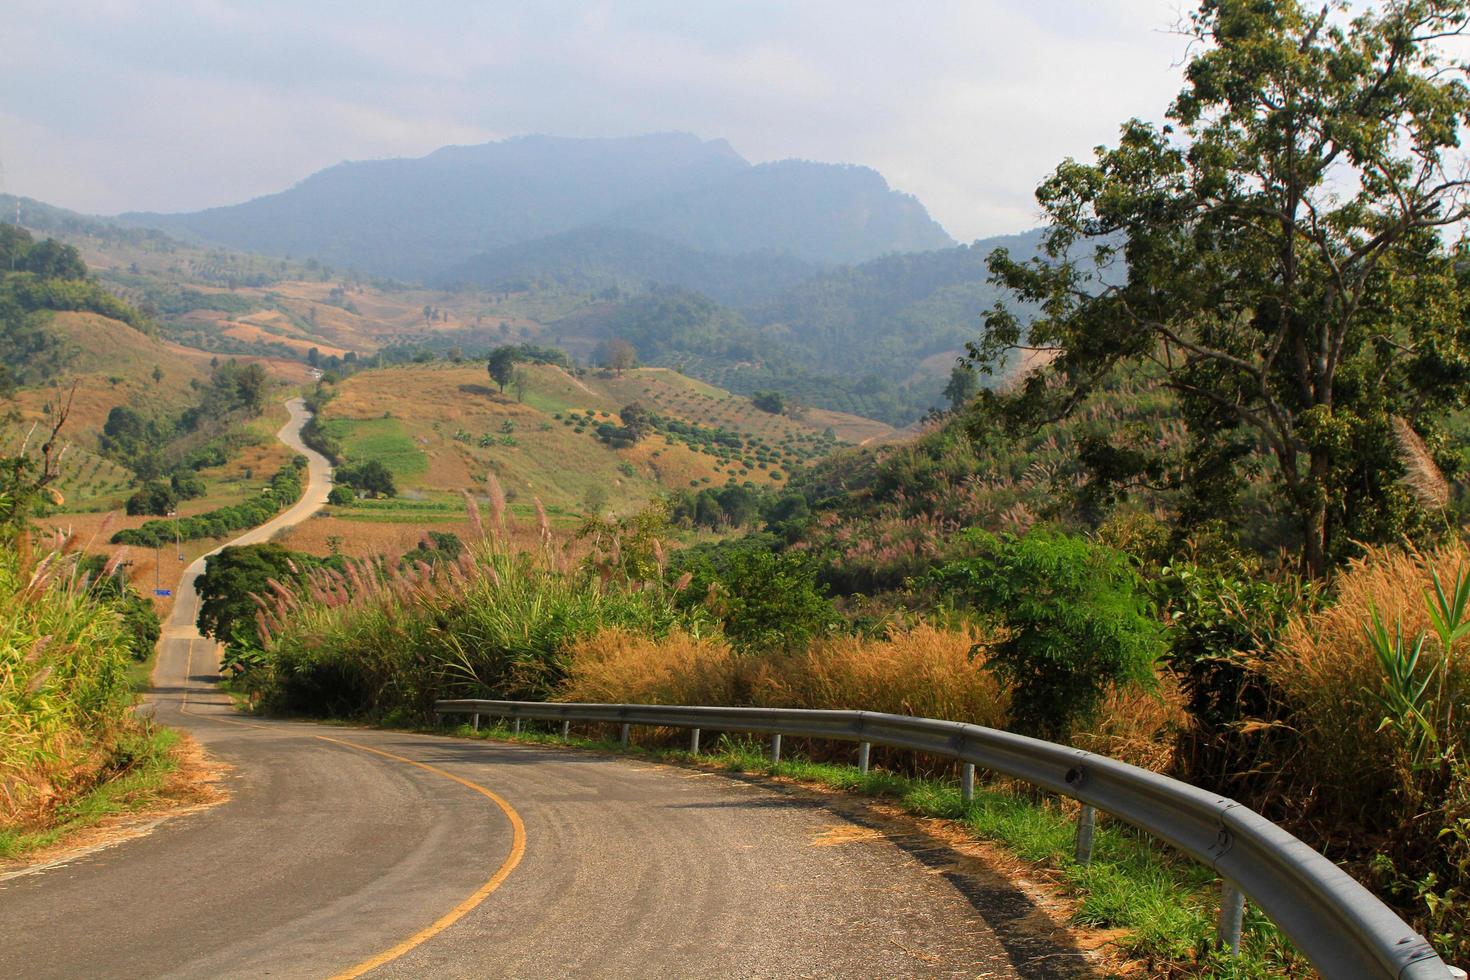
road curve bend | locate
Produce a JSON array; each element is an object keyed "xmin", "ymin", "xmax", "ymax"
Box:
[{"xmin": 0, "ymin": 400, "xmax": 1091, "ymax": 979}]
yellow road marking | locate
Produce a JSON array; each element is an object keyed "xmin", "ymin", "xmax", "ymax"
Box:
[
  {"xmin": 177, "ymin": 640, "xmax": 528, "ymax": 978},
  {"xmin": 321, "ymin": 737, "xmax": 527, "ymax": 980}
]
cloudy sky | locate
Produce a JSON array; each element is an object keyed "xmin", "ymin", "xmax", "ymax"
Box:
[{"xmin": 2, "ymin": 1, "xmax": 1189, "ymax": 242}]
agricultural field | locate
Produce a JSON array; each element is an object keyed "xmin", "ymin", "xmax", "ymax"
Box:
[
  {"xmin": 315, "ymin": 361, "xmax": 889, "ymax": 521},
  {"xmin": 9, "ymin": 399, "xmax": 297, "ymax": 618}
]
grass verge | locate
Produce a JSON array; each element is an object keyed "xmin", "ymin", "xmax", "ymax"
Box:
[
  {"xmin": 431, "ymin": 719, "xmax": 1307, "ymax": 978},
  {"xmin": 0, "ymin": 726, "xmax": 187, "ymax": 860}
]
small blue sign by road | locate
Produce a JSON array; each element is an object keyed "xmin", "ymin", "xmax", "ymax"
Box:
[{"xmin": 154, "ymin": 589, "xmax": 173, "ymax": 597}]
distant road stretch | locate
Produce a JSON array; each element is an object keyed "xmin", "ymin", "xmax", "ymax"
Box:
[{"xmin": 0, "ymin": 398, "xmax": 1085, "ymax": 979}]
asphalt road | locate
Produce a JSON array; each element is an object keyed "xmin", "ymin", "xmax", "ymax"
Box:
[{"xmin": 0, "ymin": 400, "xmax": 1090, "ymax": 978}]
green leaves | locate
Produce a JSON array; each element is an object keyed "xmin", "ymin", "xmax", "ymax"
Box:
[
  {"xmin": 926, "ymin": 530, "xmax": 1164, "ymax": 740},
  {"xmin": 971, "ymin": 0, "xmax": 1470, "ymax": 575}
]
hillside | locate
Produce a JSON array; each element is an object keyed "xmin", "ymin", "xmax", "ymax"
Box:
[
  {"xmin": 442, "ymin": 226, "xmax": 818, "ymax": 307},
  {"xmin": 5, "ymin": 311, "xmax": 212, "ymax": 440},
  {"xmin": 309, "ymin": 361, "xmax": 891, "ymax": 521},
  {"xmin": 116, "ymin": 134, "xmax": 953, "ymax": 279},
  {"xmin": 538, "ymin": 232, "xmax": 1047, "ymax": 425}
]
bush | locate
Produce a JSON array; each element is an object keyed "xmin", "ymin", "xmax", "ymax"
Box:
[
  {"xmin": 112, "ymin": 463, "xmax": 302, "ymax": 547},
  {"xmin": 1156, "ymin": 564, "xmax": 1304, "ymax": 789},
  {"xmin": 125, "ymin": 481, "xmax": 176, "ymax": 516},
  {"xmin": 1268, "ymin": 544, "xmax": 1470, "ymax": 960},
  {"xmin": 682, "ymin": 549, "xmax": 839, "ymax": 652},
  {"xmin": 327, "ymin": 485, "xmax": 355, "ymax": 506},
  {"xmin": 1, "ymin": 547, "xmax": 139, "ymax": 826},
  {"xmin": 248, "ymin": 535, "xmax": 697, "ymax": 720},
  {"xmin": 926, "ymin": 530, "xmax": 1163, "ymax": 740}
]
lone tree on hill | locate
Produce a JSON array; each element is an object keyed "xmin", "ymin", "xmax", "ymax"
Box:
[
  {"xmin": 487, "ymin": 346, "xmax": 518, "ymax": 393},
  {"xmin": 970, "ymin": 0, "xmax": 1470, "ymax": 576},
  {"xmin": 599, "ymin": 337, "xmax": 636, "ymax": 377}
]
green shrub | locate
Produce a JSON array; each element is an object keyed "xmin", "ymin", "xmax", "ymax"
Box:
[
  {"xmin": 1154, "ymin": 564, "xmax": 1305, "ymax": 789},
  {"xmin": 682, "ymin": 548, "xmax": 839, "ymax": 653},
  {"xmin": 125, "ymin": 481, "xmax": 176, "ymax": 516},
  {"xmin": 927, "ymin": 530, "xmax": 1163, "ymax": 740}
]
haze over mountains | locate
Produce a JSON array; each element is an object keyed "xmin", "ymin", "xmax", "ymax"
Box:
[
  {"xmin": 120, "ymin": 133, "xmax": 955, "ymax": 282},
  {"xmin": 4, "ymin": 131, "xmax": 1054, "ymax": 424}
]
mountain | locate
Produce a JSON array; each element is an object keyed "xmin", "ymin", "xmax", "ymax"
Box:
[
  {"xmin": 441, "ymin": 225, "xmax": 818, "ymax": 306},
  {"xmin": 609, "ymin": 160, "xmax": 953, "ymax": 265},
  {"xmin": 118, "ymin": 134, "xmax": 954, "ymax": 281},
  {"xmin": 545, "ymin": 230, "xmax": 1046, "ymax": 424}
]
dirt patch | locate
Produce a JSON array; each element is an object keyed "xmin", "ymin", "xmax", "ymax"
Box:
[{"xmin": 0, "ymin": 731, "xmax": 230, "ymax": 881}]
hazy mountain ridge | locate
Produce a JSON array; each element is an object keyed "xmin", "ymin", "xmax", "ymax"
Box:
[
  {"xmin": 441, "ymin": 225, "xmax": 819, "ymax": 306},
  {"xmin": 117, "ymin": 134, "xmax": 954, "ymax": 280}
]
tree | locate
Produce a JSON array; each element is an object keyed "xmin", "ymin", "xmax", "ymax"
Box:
[
  {"xmin": 125, "ymin": 478, "xmax": 175, "ymax": 517},
  {"xmin": 943, "ymin": 362, "xmax": 978, "ymax": 412},
  {"xmin": 751, "ymin": 390, "xmax": 785, "ymax": 414},
  {"xmin": 487, "ymin": 346, "xmax": 518, "ymax": 393},
  {"xmin": 599, "ymin": 337, "xmax": 636, "ymax": 377},
  {"xmin": 196, "ymin": 543, "xmax": 322, "ymax": 648},
  {"xmin": 926, "ymin": 531, "xmax": 1163, "ymax": 740},
  {"xmin": 511, "ymin": 367, "xmax": 529, "ymax": 403},
  {"xmin": 336, "ymin": 459, "xmax": 396, "ymax": 498},
  {"xmin": 618, "ymin": 402, "xmax": 654, "ymax": 442},
  {"xmin": 971, "ymin": 0, "xmax": 1470, "ymax": 576},
  {"xmin": 20, "ymin": 239, "xmax": 86, "ymax": 280}
]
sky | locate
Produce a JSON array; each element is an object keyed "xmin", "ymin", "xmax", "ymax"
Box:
[{"xmin": 1, "ymin": 1, "xmax": 1191, "ymax": 242}]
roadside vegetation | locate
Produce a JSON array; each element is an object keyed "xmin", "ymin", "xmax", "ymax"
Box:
[{"xmin": 0, "ymin": 420, "xmax": 180, "ymax": 854}]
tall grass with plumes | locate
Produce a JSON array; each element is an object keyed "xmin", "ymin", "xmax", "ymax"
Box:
[
  {"xmin": 1270, "ymin": 543, "xmax": 1470, "ymax": 959},
  {"xmin": 558, "ymin": 628, "xmax": 741, "ymax": 706},
  {"xmin": 1271, "ymin": 543, "xmax": 1470, "ymax": 822},
  {"xmin": 749, "ymin": 624, "xmax": 1009, "ymax": 728},
  {"xmin": 1, "ymin": 542, "xmax": 136, "ymax": 827},
  {"xmin": 559, "ymin": 623, "xmax": 1007, "ymax": 725},
  {"xmin": 251, "ymin": 510, "xmax": 701, "ymax": 720}
]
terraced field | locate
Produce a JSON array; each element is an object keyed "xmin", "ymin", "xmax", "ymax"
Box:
[{"xmin": 316, "ymin": 362, "xmax": 891, "ymax": 518}]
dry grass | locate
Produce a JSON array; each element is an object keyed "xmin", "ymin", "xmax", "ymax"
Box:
[
  {"xmin": 751, "ymin": 624, "xmax": 1009, "ymax": 729},
  {"xmin": 1072, "ymin": 675, "xmax": 1187, "ymax": 773},
  {"xmin": 559, "ymin": 628, "xmax": 742, "ymax": 705},
  {"xmin": 555, "ymin": 621, "xmax": 1188, "ymax": 773},
  {"xmin": 1271, "ymin": 543, "xmax": 1470, "ymax": 796}
]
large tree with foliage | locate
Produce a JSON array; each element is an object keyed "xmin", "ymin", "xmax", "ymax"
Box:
[
  {"xmin": 972, "ymin": 0, "xmax": 1470, "ymax": 575},
  {"xmin": 487, "ymin": 345, "xmax": 518, "ymax": 393}
]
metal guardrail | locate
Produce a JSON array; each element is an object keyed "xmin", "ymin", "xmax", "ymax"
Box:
[{"xmin": 434, "ymin": 698, "xmax": 1459, "ymax": 980}]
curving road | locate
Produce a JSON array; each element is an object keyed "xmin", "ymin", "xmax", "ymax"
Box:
[{"xmin": 0, "ymin": 400, "xmax": 1089, "ymax": 978}]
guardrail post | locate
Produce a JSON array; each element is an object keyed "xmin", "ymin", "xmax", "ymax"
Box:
[
  {"xmin": 961, "ymin": 763, "xmax": 975, "ymax": 803},
  {"xmin": 770, "ymin": 733, "xmax": 782, "ymax": 764},
  {"xmin": 1074, "ymin": 804, "xmax": 1097, "ymax": 865},
  {"xmin": 560, "ymin": 720, "xmax": 570, "ymax": 739},
  {"xmin": 690, "ymin": 728, "xmax": 701, "ymax": 755},
  {"xmin": 620, "ymin": 723, "xmax": 630, "ymax": 748},
  {"xmin": 472, "ymin": 713, "xmax": 479, "ymax": 732},
  {"xmin": 858, "ymin": 741, "xmax": 870, "ymax": 774},
  {"xmin": 512, "ymin": 717, "xmax": 521, "ymax": 735},
  {"xmin": 1218, "ymin": 880, "xmax": 1245, "ymax": 957}
]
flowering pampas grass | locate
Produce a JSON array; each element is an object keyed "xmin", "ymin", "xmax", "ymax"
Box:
[{"xmin": 1391, "ymin": 416, "xmax": 1450, "ymax": 510}]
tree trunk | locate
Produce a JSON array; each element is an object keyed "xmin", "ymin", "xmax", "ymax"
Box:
[{"xmin": 1302, "ymin": 501, "xmax": 1327, "ymax": 578}]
